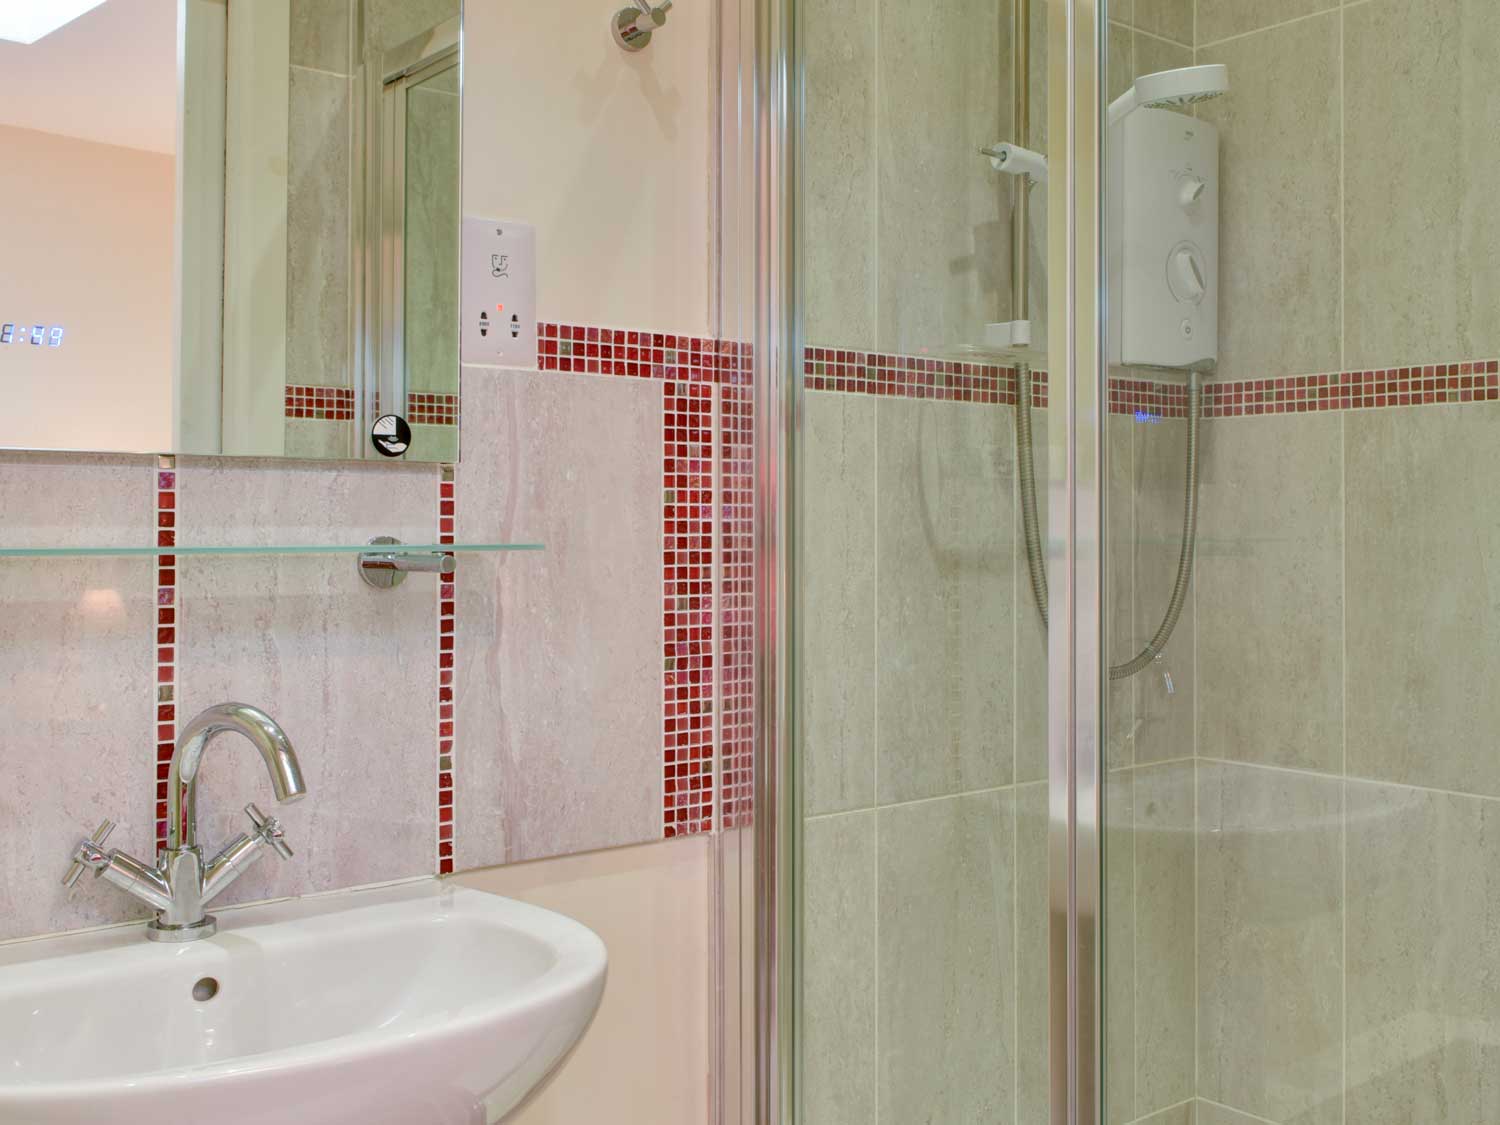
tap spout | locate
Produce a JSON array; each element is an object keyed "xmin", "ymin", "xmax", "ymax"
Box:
[{"xmin": 167, "ymin": 703, "xmax": 306, "ymax": 852}]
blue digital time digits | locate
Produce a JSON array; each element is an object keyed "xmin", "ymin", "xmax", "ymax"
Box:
[{"xmin": 0, "ymin": 323, "xmax": 65, "ymax": 347}]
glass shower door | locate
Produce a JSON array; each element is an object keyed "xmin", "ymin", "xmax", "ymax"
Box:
[
  {"xmin": 790, "ymin": 0, "xmax": 1058, "ymax": 1118},
  {"xmin": 1099, "ymin": 0, "xmax": 1500, "ymax": 1123}
]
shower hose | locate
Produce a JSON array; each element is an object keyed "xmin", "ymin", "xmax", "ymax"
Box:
[{"xmin": 1014, "ymin": 362, "xmax": 1202, "ymax": 681}]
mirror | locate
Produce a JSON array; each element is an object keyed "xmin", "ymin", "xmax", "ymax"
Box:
[{"xmin": 0, "ymin": 0, "xmax": 462, "ymax": 462}]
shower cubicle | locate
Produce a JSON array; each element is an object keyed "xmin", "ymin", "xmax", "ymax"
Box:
[{"xmin": 762, "ymin": 0, "xmax": 1500, "ymax": 1120}]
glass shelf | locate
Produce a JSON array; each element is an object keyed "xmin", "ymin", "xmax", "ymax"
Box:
[{"xmin": 0, "ymin": 542, "xmax": 543, "ymax": 560}]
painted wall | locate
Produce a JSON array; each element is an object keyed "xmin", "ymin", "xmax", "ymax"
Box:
[
  {"xmin": 461, "ymin": 0, "xmax": 714, "ymax": 336},
  {"xmin": 0, "ymin": 125, "xmax": 174, "ymax": 453},
  {"xmin": 455, "ymin": 836, "xmax": 710, "ymax": 1125}
]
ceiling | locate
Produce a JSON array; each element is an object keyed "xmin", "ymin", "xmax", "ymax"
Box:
[{"xmin": 0, "ymin": 0, "xmax": 177, "ymax": 154}]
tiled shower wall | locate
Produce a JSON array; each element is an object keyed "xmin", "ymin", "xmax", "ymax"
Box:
[{"xmin": 1178, "ymin": 1, "xmax": 1500, "ymax": 1123}]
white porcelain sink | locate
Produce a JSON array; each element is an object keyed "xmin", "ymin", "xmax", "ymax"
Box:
[{"xmin": 0, "ymin": 880, "xmax": 607, "ymax": 1124}]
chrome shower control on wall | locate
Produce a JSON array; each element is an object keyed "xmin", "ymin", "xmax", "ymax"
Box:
[{"xmin": 1106, "ymin": 65, "xmax": 1227, "ymax": 371}]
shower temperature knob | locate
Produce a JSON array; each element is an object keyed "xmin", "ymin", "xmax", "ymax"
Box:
[
  {"xmin": 1178, "ymin": 174, "xmax": 1207, "ymax": 207},
  {"xmin": 1167, "ymin": 244, "xmax": 1207, "ymax": 304}
]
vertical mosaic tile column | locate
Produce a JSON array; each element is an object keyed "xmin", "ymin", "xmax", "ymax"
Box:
[
  {"xmin": 663, "ymin": 377, "xmax": 716, "ymax": 836},
  {"xmin": 437, "ymin": 467, "xmax": 456, "ymax": 874},
  {"xmin": 718, "ymin": 344, "xmax": 755, "ymax": 828},
  {"xmin": 154, "ymin": 457, "xmax": 178, "ymax": 852}
]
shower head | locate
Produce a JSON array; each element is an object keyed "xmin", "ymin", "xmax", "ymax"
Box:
[{"xmin": 1108, "ymin": 64, "xmax": 1229, "ymax": 127}]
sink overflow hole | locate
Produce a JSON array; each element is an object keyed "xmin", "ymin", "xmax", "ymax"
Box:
[{"xmin": 192, "ymin": 977, "xmax": 219, "ymax": 1002}]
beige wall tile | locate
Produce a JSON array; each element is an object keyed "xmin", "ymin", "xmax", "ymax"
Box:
[
  {"xmin": 285, "ymin": 66, "xmax": 351, "ymax": 388},
  {"xmin": 1131, "ymin": 415, "xmax": 1195, "ymax": 767},
  {"xmin": 1197, "ymin": 0, "xmax": 1338, "ymax": 47},
  {"xmin": 1197, "ymin": 761, "xmax": 1343, "ymax": 1125},
  {"xmin": 875, "ymin": 0, "xmax": 1007, "ymax": 354},
  {"xmin": 1137, "ymin": 1102, "xmax": 1197, "ymax": 1125},
  {"xmin": 1109, "ymin": 21, "xmax": 1135, "ymax": 107},
  {"xmin": 454, "ymin": 836, "xmax": 710, "ymax": 1125},
  {"xmin": 176, "ymin": 458, "xmax": 439, "ymax": 906},
  {"xmin": 1134, "ymin": 760, "xmax": 1196, "ymax": 1115},
  {"xmin": 802, "ymin": 0, "xmax": 878, "ymax": 347},
  {"xmin": 1016, "ymin": 407, "xmax": 1050, "ymax": 783},
  {"xmin": 1105, "ymin": 774, "xmax": 1140, "ymax": 1125},
  {"xmin": 802, "ymin": 393, "xmax": 877, "ymax": 814},
  {"xmin": 1133, "ymin": 28, "xmax": 1191, "ymax": 82},
  {"xmin": 362, "ymin": 0, "xmax": 458, "ymax": 57},
  {"xmin": 1346, "ymin": 780, "xmax": 1500, "ymax": 1124},
  {"xmin": 1193, "ymin": 1101, "xmax": 1262, "ymax": 1125},
  {"xmin": 1016, "ymin": 781, "xmax": 1052, "ymax": 1125},
  {"xmin": 878, "ymin": 790, "xmax": 1015, "ymax": 1122},
  {"xmin": 290, "ymin": 0, "xmax": 350, "ymax": 72},
  {"xmin": 1198, "ymin": 16, "xmax": 1342, "ymax": 381},
  {"xmin": 801, "ymin": 812, "xmax": 878, "ymax": 1125},
  {"xmin": 876, "ymin": 399, "xmax": 1015, "ymax": 803},
  {"xmin": 403, "ymin": 84, "xmax": 460, "ymax": 396},
  {"xmin": 1344, "ymin": 0, "xmax": 1500, "ymax": 369},
  {"xmin": 1345, "ymin": 405, "xmax": 1500, "ymax": 797},
  {"xmin": 1132, "ymin": 0, "xmax": 1193, "ymax": 47},
  {"xmin": 453, "ymin": 369, "xmax": 661, "ymax": 866},
  {"xmin": 1195, "ymin": 414, "xmax": 1343, "ymax": 773},
  {"xmin": 283, "ymin": 418, "xmax": 353, "ymax": 459},
  {"xmin": 0, "ymin": 454, "xmax": 157, "ymax": 940}
]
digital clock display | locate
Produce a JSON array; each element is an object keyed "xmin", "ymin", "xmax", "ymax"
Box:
[{"xmin": 0, "ymin": 323, "xmax": 65, "ymax": 347}]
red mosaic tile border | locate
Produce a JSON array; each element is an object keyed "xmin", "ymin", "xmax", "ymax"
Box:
[
  {"xmin": 1110, "ymin": 376, "xmax": 1188, "ymax": 418},
  {"xmin": 803, "ymin": 345, "xmax": 1051, "ymax": 408},
  {"xmin": 408, "ymin": 393, "xmax": 460, "ymax": 427},
  {"xmin": 1202, "ymin": 361, "xmax": 1500, "ymax": 417},
  {"xmin": 534, "ymin": 319, "xmax": 749, "ymax": 837},
  {"xmin": 719, "ymin": 357, "xmax": 755, "ymax": 830},
  {"xmin": 663, "ymin": 379, "xmax": 715, "ymax": 836},
  {"xmin": 437, "ymin": 469, "xmax": 456, "ymax": 874},
  {"xmin": 284, "ymin": 385, "xmax": 355, "ymax": 421},
  {"xmin": 154, "ymin": 458, "xmax": 178, "ymax": 852},
  {"xmin": 538, "ymin": 322, "xmax": 743, "ymax": 383}
]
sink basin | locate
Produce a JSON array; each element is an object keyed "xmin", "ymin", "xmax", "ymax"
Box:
[{"xmin": 0, "ymin": 880, "xmax": 607, "ymax": 1124}]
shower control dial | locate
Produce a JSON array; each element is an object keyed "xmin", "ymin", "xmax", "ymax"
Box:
[
  {"xmin": 1167, "ymin": 242, "xmax": 1207, "ymax": 305},
  {"xmin": 1177, "ymin": 173, "xmax": 1207, "ymax": 208}
]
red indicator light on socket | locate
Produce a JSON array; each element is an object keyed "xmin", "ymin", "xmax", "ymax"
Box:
[{"xmin": 495, "ymin": 304, "xmax": 504, "ymax": 312}]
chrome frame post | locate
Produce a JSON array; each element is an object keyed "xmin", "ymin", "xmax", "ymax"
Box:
[
  {"xmin": 753, "ymin": 0, "xmax": 794, "ymax": 1117},
  {"xmin": 1047, "ymin": 0, "xmax": 1106, "ymax": 1121}
]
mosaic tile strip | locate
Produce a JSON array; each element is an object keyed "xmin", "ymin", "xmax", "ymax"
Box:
[
  {"xmin": 284, "ymin": 384, "xmax": 355, "ymax": 421},
  {"xmin": 802, "ymin": 345, "xmax": 1051, "ymax": 408},
  {"xmin": 719, "ymin": 351, "xmax": 755, "ymax": 830},
  {"xmin": 1110, "ymin": 376, "xmax": 1188, "ymax": 418},
  {"xmin": 154, "ymin": 458, "xmax": 177, "ymax": 852},
  {"xmin": 805, "ymin": 346, "xmax": 1016, "ymax": 402},
  {"xmin": 408, "ymin": 393, "xmax": 460, "ymax": 427},
  {"xmin": 437, "ymin": 468, "xmax": 456, "ymax": 874},
  {"xmin": 663, "ymin": 379, "xmax": 716, "ymax": 836},
  {"xmin": 1202, "ymin": 361, "xmax": 1500, "ymax": 417},
  {"xmin": 538, "ymin": 321, "xmax": 725, "ymax": 382}
]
